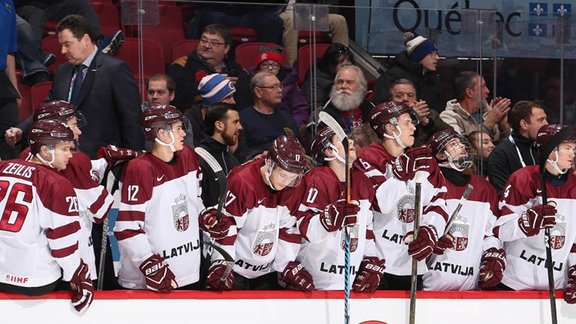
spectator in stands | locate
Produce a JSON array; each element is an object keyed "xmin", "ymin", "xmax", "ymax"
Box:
[
  {"xmin": 15, "ymin": 0, "xmax": 124, "ymax": 56},
  {"xmin": 373, "ymin": 32, "xmax": 443, "ymax": 112},
  {"xmin": 0, "ymin": 0, "xmax": 19, "ymax": 160},
  {"xmin": 440, "ymin": 71, "xmax": 511, "ymax": 142},
  {"xmin": 238, "ymin": 71, "xmax": 299, "ymax": 161},
  {"xmin": 350, "ymin": 123, "xmax": 379, "ymax": 152},
  {"xmin": 168, "ymin": 24, "xmax": 251, "ymax": 112},
  {"xmin": 251, "ymin": 45, "xmax": 309, "ymax": 127},
  {"xmin": 390, "ymin": 78, "xmax": 452, "ymax": 146},
  {"xmin": 16, "ymin": 14, "xmax": 54, "ymax": 85},
  {"xmin": 186, "ymin": 73, "xmax": 237, "ymax": 148},
  {"xmin": 321, "ymin": 64, "xmax": 373, "ymax": 133},
  {"xmin": 487, "ymin": 100, "xmax": 548, "ymax": 195},
  {"xmin": 190, "ymin": 1, "xmax": 284, "ymax": 44},
  {"xmin": 279, "ymin": 0, "xmax": 350, "ymax": 65},
  {"xmin": 467, "ymin": 130, "xmax": 494, "ymax": 177},
  {"xmin": 198, "ymin": 103, "xmax": 242, "ymax": 207},
  {"xmin": 301, "ymin": 42, "xmax": 354, "ymax": 115}
]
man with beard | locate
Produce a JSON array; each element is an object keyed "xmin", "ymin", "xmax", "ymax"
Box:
[
  {"xmin": 198, "ymin": 103, "xmax": 243, "ymax": 207},
  {"xmin": 321, "ymin": 65, "xmax": 374, "ymax": 133},
  {"xmin": 239, "ymin": 71, "xmax": 299, "ymax": 161},
  {"xmin": 440, "ymin": 71, "xmax": 510, "ymax": 142}
]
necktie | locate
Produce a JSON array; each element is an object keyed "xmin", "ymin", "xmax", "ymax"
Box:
[{"xmin": 70, "ymin": 64, "xmax": 87, "ymax": 104}]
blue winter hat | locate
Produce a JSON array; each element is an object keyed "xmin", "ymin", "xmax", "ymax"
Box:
[
  {"xmin": 197, "ymin": 73, "xmax": 236, "ymax": 105},
  {"xmin": 404, "ymin": 32, "xmax": 437, "ymax": 63}
]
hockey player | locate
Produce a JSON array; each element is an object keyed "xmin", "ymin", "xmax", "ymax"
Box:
[
  {"xmin": 495, "ymin": 124, "xmax": 576, "ymax": 304},
  {"xmin": 423, "ymin": 129, "xmax": 504, "ymax": 291},
  {"xmin": 19, "ymin": 100, "xmax": 114, "ymax": 284},
  {"xmin": 353, "ymin": 100, "xmax": 449, "ymax": 290},
  {"xmin": 199, "ymin": 135, "xmax": 313, "ymax": 290},
  {"xmin": 114, "ymin": 104, "xmax": 204, "ymax": 291},
  {"xmin": 293, "ymin": 126, "xmax": 384, "ymax": 291},
  {"xmin": 0, "ymin": 119, "xmax": 93, "ymax": 313}
]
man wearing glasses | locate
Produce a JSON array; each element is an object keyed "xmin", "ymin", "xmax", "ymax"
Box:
[
  {"xmin": 168, "ymin": 24, "xmax": 251, "ymax": 112},
  {"xmin": 238, "ymin": 71, "xmax": 299, "ymax": 162}
]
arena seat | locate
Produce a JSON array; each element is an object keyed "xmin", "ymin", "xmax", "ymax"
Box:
[{"xmin": 296, "ymin": 43, "xmax": 331, "ymax": 84}]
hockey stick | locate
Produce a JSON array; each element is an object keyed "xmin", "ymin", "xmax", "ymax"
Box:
[
  {"xmin": 443, "ymin": 184, "xmax": 474, "ymax": 236},
  {"xmin": 540, "ymin": 169, "xmax": 558, "ymax": 324},
  {"xmin": 409, "ymin": 172, "xmax": 423, "ymax": 324},
  {"xmin": 194, "ymin": 147, "xmax": 234, "ymax": 283},
  {"xmin": 318, "ymin": 111, "xmax": 352, "ymax": 324}
]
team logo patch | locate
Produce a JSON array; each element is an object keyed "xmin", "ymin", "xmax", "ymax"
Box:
[
  {"xmin": 550, "ymin": 214, "xmax": 566, "ymax": 250},
  {"xmin": 396, "ymin": 194, "xmax": 415, "ymax": 223},
  {"xmin": 253, "ymin": 224, "xmax": 276, "ymax": 256},
  {"xmin": 340, "ymin": 223, "xmax": 359, "ymax": 252},
  {"xmin": 172, "ymin": 194, "xmax": 189, "ymax": 232},
  {"xmin": 448, "ymin": 223, "xmax": 469, "ymax": 251}
]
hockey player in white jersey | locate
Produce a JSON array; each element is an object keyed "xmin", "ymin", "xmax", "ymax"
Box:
[
  {"xmin": 293, "ymin": 126, "xmax": 384, "ymax": 291},
  {"xmin": 199, "ymin": 135, "xmax": 313, "ymax": 290},
  {"xmin": 495, "ymin": 124, "xmax": 576, "ymax": 304},
  {"xmin": 19, "ymin": 100, "xmax": 114, "ymax": 285},
  {"xmin": 422, "ymin": 129, "xmax": 504, "ymax": 291},
  {"xmin": 0, "ymin": 119, "xmax": 93, "ymax": 313},
  {"xmin": 353, "ymin": 101, "xmax": 449, "ymax": 290},
  {"xmin": 114, "ymin": 104, "xmax": 204, "ymax": 291}
]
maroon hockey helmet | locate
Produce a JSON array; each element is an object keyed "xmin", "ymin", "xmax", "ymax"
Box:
[
  {"xmin": 29, "ymin": 119, "xmax": 75, "ymax": 154},
  {"xmin": 369, "ymin": 101, "xmax": 417, "ymax": 139},
  {"xmin": 34, "ymin": 100, "xmax": 86, "ymax": 126},
  {"xmin": 141, "ymin": 104, "xmax": 183, "ymax": 141},
  {"xmin": 536, "ymin": 124, "xmax": 575, "ymax": 166},
  {"xmin": 267, "ymin": 135, "xmax": 307, "ymax": 174},
  {"xmin": 428, "ymin": 129, "xmax": 474, "ymax": 170},
  {"xmin": 310, "ymin": 125, "xmax": 336, "ymax": 164}
]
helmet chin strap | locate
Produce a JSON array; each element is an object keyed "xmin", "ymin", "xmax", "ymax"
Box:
[
  {"xmin": 547, "ymin": 149, "xmax": 568, "ymax": 175},
  {"xmin": 383, "ymin": 125, "xmax": 407, "ymax": 149},
  {"xmin": 324, "ymin": 143, "xmax": 346, "ymax": 164},
  {"xmin": 264, "ymin": 159, "xmax": 279, "ymax": 191},
  {"xmin": 36, "ymin": 148, "xmax": 56, "ymax": 169},
  {"xmin": 155, "ymin": 129, "xmax": 177, "ymax": 152},
  {"xmin": 439, "ymin": 149, "xmax": 473, "ymax": 172}
]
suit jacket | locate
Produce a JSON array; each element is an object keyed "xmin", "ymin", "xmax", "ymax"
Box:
[{"xmin": 50, "ymin": 51, "xmax": 144, "ymax": 158}]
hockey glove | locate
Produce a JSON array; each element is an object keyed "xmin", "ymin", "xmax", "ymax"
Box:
[
  {"xmin": 70, "ymin": 259, "xmax": 94, "ymax": 314},
  {"xmin": 432, "ymin": 234, "xmax": 454, "ymax": 255},
  {"xmin": 205, "ymin": 260, "xmax": 234, "ymax": 290},
  {"xmin": 518, "ymin": 204, "xmax": 557, "ymax": 237},
  {"xmin": 280, "ymin": 261, "xmax": 315, "ymax": 291},
  {"xmin": 564, "ymin": 265, "xmax": 576, "ymax": 304},
  {"xmin": 139, "ymin": 254, "xmax": 177, "ymax": 292},
  {"xmin": 352, "ymin": 256, "xmax": 386, "ymax": 292},
  {"xmin": 392, "ymin": 146, "xmax": 434, "ymax": 181},
  {"xmin": 97, "ymin": 144, "xmax": 143, "ymax": 167},
  {"xmin": 478, "ymin": 248, "xmax": 506, "ymax": 289},
  {"xmin": 406, "ymin": 225, "xmax": 437, "ymax": 261},
  {"xmin": 320, "ymin": 199, "xmax": 359, "ymax": 232},
  {"xmin": 199, "ymin": 207, "xmax": 232, "ymax": 240}
]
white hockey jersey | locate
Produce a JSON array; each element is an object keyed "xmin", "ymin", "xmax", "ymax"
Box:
[
  {"xmin": 295, "ymin": 166, "xmax": 376, "ymax": 290},
  {"xmin": 423, "ymin": 174, "xmax": 500, "ymax": 291},
  {"xmin": 0, "ymin": 160, "xmax": 82, "ymax": 287},
  {"xmin": 212, "ymin": 158, "xmax": 302, "ymax": 279},
  {"xmin": 21, "ymin": 148, "xmax": 113, "ymax": 279},
  {"xmin": 496, "ymin": 166, "xmax": 576, "ymax": 290},
  {"xmin": 354, "ymin": 144, "xmax": 449, "ymax": 276},
  {"xmin": 114, "ymin": 146, "xmax": 204, "ymax": 289}
]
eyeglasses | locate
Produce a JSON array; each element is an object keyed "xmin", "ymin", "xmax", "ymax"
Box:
[
  {"xmin": 257, "ymin": 84, "xmax": 283, "ymax": 90},
  {"xmin": 199, "ymin": 38, "xmax": 227, "ymax": 48},
  {"xmin": 260, "ymin": 62, "xmax": 280, "ymax": 70}
]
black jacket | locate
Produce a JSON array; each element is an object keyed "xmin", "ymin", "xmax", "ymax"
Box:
[
  {"xmin": 198, "ymin": 137, "xmax": 239, "ymax": 207},
  {"xmin": 487, "ymin": 132, "xmax": 539, "ymax": 196}
]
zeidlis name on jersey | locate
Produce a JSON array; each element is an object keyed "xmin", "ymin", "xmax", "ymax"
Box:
[
  {"xmin": 161, "ymin": 239, "xmax": 200, "ymax": 259},
  {"xmin": 2, "ymin": 163, "xmax": 35, "ymax": 178}
]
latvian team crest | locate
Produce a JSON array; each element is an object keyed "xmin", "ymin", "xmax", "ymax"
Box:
[
  {"xmin": 397, "ymin": 194, "xmax": 415, "ymax": 223},
  {"xmin": 172, "ymin": 195, "xmax": 189, "ymax": 232},
  {"xmin": 253, "ymin": 227, "xmax": 275, "ymax": 256},
  {"xmin": 340, "ymin": 223, "xmax": 359, "ymax": 252},
  {"xmin": 550, "ymin": 217, "xmax": 566, "ymax": 250},
  {"xmin": 448, "ymin": 223, "xmax": 469, "ymax": 251}
]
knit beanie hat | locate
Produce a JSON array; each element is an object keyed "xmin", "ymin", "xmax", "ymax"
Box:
[
  {"xmin": 255, "ymin": 43, "xmax": 284, "ymax": 68},
  {"xmin": 404, "ymin": 32, "xmax": 437, "ymax": 63},
  {"xmin": 197, "ymin": 73, "xmax": 236, "ymax": 105}
]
